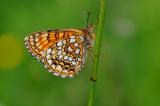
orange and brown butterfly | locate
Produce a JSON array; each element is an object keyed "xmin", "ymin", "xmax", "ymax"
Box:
[
  {"xmin": 24, "ymin": 25, "xmax": 95, "ymax": 78},
  {"xmin": 24, "ymin": 11, "xmax": 95, "ymax": 78}
]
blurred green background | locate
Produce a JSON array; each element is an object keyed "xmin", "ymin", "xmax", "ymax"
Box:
[{"xmin": 0, "ymin": 0, "xmax": 160, "ymax": 106}]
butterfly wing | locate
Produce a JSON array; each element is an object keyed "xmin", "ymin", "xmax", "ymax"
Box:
[{"xmin": 25, "ymin": 29, "xmax": 88, "ymax": 78}]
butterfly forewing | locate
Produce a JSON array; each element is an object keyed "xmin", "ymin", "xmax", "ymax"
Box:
[{"xmin": 25, "ymin": 29, "xmax": 89, "ymax": 78}]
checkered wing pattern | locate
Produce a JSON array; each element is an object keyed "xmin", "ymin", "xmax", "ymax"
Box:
[{"xmin": 25, "ymin": 29, "xmax": 91, "ymax": 78}]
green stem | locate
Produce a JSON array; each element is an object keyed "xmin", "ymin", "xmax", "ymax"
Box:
[{"xmin": 88, "ymin": 0, "xmax": 106, "ymax": 106}]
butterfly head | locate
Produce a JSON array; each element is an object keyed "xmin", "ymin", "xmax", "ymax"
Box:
[{"xmin": 86, "ymin": 24, "xmax": 95, "ymax": 33}]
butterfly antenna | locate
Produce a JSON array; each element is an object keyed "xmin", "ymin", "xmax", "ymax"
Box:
[
  {"xmin": 82, "ymin": 9, "xmax": 91, "ymax": 28},
  {"xmin": 82, "ymin": 9, "xmax": 87, "ymax": 27},
  {"xmin": 86, "ymin": 12, "xmax": 91, "ymax": 27}
]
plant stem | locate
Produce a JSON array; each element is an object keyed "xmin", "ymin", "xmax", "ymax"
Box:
[{"xmin": 88, "ymin": 0, "xmax": 106, "ymax": 106}]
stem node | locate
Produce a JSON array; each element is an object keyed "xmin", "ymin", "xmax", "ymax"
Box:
[{"xmin": 90, "ymin": 77, "xmax": 97, "ymax": 82}]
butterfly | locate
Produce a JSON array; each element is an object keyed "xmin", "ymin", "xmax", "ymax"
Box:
[{"xmin": 24, "ymin": 24, "xmax": 95, "ymax": 78}]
